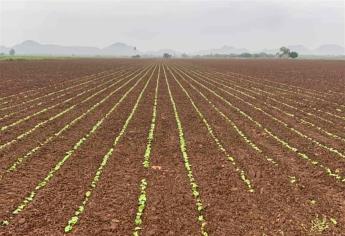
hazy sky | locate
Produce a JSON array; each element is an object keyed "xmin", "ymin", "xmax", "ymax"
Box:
[{"xmin": 0, "ymin": 0, "xmax": 344, "ymax": 52}]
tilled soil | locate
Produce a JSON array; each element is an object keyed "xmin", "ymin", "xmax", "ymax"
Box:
[{"xmin": 0, "ymin": 59, "xmax": 345, "ymax": 235}]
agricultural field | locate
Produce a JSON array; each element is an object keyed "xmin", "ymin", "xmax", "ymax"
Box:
[{"xmin": 0, "ymin": 58, "xmax": 345, "ymax": 235}]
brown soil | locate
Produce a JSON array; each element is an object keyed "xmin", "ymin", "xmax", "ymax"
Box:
[{"xmin": 0, "ymin": 59, "xmax": 345, "ymax": 236}]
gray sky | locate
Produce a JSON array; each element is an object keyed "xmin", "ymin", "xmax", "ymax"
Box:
[{"xmin": 0, "ymin": 0, "xmax": 344, "ymax": 52}]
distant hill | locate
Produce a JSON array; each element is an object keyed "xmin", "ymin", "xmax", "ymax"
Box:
[
  {"xmin": 0, "ymin": 40, "xmax": 138, "ymax": 56},
  {"xmin": 195, "ymin": 45, "xmax": 249, "ymax": 55},
  {"xmin": 101, "ymin": 42, "xmax": 138, "ymax": 56},
  {"xmin": 0, "ymin": 46, "xmax": 10, "ymax": 54},
  {"xmin": 286, "ymin": 45, "xmax": 312, "ymax": 55},
  {"xmin": 314, "ymin": 44, "xmax": 345, "ymax": 55},
  {"xmin": 144, "ymin": 49, "xmax": 182, "ymax": 57},
  {"xmin": 12, "ymin": 40, "xmax": 100, "ymax": 56},
  {"xmin": 0, "ymin": 41, "xmax": 344, "ymax": 57}
]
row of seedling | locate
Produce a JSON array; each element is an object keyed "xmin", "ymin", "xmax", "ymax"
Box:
[
  {"xmin": 218, "ymin": 71, "xmax": 345, "ymax": 110},
  {"xmin": 164, "ymin": 66, "xmax": 208, "ymax": 236},
  {"xmin": 169, "ymin": 66, "xmax": 256, "ymax": 192},
  {"xmin": 133, "ymin": 65, "xmax": 160, "ymax": 236},
  {"xmin": 175, "ymin": 66, "xmax": 278, "ymax": 167},
  {"xmin": 215, "ymin": 71, "xmax": 345, "ymax": 123},
  {"xmin": 175, "ymin": 66, "xmax": 345, "ymax": 186},
  {"xmin": 0, "ymin": 67, "xmax": 132, "ymax": 122},
  {"xmin": 0, "ymin": 68, "xmax": 121, "ymax": 112},
  {"xmin": 1, "ymin": 66, "xmax": 153, "ymax": 225},
  {"xmin": 2, "ymin": 66, "xmax": 149, "ymax": 177},
  {"xmin": 0, "ymin": 69, "xmax": 114, "ymax": 107},
  {"xmin": 187, "ymin": 68, "xmax": 345, "ymax": 161},
  {"xmin": 64, "ymin": 66, "xmax": 156, "ymax": 233}
]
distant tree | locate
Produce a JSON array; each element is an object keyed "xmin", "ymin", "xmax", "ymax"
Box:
[
  {"xmin": 132, "ymin": 54, "xmax": 141, "ymax": 58},
  {"xmin": 277, "ymin": 47, "xmax": 290, "ymax": 58},
  {"xmin": 239, "ymin": 53, "xmax": 252, "ymax": 58},
  {"xmin": 277, "ymin": 47, "xmax": 298, "ymax": 59},
  {"xmin": 289, "ymin": 51, "xmax": 298, "ymax": 59},
  {"xmin": 181, "ymin": 53, "xmax": 189, "ymax": 58},
  {"xmin": 163, "ymin": 53, "xmax": 172, "ymax": 58},
  {"xmin": 9, "ymin": 48, "xmax": 15, "ymax": 56}
]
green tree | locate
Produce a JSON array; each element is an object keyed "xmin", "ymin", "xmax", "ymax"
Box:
[
  {"xmin": 289, "ymin": 51, "xmax": 298, "ymax": 58},
  {"xmin": 278, "ymin": 47, "xmax": 290, "ymax": 58}
]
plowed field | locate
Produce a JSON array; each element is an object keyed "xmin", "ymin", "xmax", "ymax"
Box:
[{"xmin": 1, "ymin": 59, "xmax": 345, "ymax": 235}]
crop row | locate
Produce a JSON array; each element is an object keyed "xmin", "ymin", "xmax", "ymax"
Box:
[
  {"xmin": 0, "ymin": 68, "xmax": 143, "ymax": 152},
  {"xmin": 0, "ymin": 68, "xmax": 130, "ymax": 133},
  {"xmin": 216, "ymin": 71, "xmax": 345, "ymax": 118},
  {"xmin": 133, "ymin": 178, "xmax": 148, "ymax": 236},
  {"xmin": 204, "ymin": 72, "xmax": 345, "ymax": 143},
  {"xmin": 174, "ymin": 65, "xmax": 345, "ymax": 185},
  {"xmin": 224, "ymin": 71, "xmax": 340, "ymax": 99},
  {"xmin": 183, "ymin": 64, "xmax": 345, "ymax": 127},
  {"xmin": 0, "ymin": 67, "xmax": 133, "ymax": 122},
  {"xmin": 0, "ymin": 69, "xmax": 113, "ymax": 106},
  {"xmin": 143, "ymin": 66, "xmax": 160, "ymax": 168},
  {"xmin": 0, "ymin": 66, "xmax": 155, "ymax": 226},
  {"xmin": 133, "ymin": 65, "xmax": 161, "ymax": 236},
  {"xmin": 187, "ymin": 69, "xmax": 345, "ymax": 161},
  {"xmin": 244, "ymin": 80, "xmax": 345, "ymax": 124},
  {"xmin": 219, "ymin": 71, "xmax": 345, "ymax": 110},
  {"xmin": 0, "ymin": 69, "xmax": 121, "ymax": 108},
  {"xmin": 164, "ymin": 66, "xmax": 208, "ymax": 236},
  {"xmin": 0, "ymin": 66, "xmax": 151, "ymax": 179},
  {"xmin": 0, "ymin": 68, "xmax": 126, "ymax": 112},
  {"xmin": 64, "ymin": 65, "xmax": 157, "ymax": 233},
  {"xmin": 174, "ymin": 67, "xmax": 278, "ymax": 167},
  {"xmin": 168, "ymin": 66, "xmax": 256, "ymax": 192}
]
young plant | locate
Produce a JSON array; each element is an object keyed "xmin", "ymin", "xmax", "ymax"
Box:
[{"xmin": 64, "ymin": 66, "xmax": 156, "ymax": 233}]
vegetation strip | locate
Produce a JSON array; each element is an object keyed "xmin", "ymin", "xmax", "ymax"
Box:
[
  {"xmin": 218, "ymin": 71, "xmax": 345, "ymax": 110},
  {"xmin": 0, "ymin": 67, "xmax": 133, "ymax": 122},
  {"xmin": 225, "ymin": 70, "xmax": 345, "ymax": 98},
  {"xmin": 186, "ymin": 69, "xmax": 345, "ymax": 161},
  {"xmin": 236, "ymin": 75, "xmax": 345, "ymax": 124},
  {"xmin": 168, "ymin": 66, "xmax": 255, "ymax": 191},
  {"xmin": 0, "ymin": 68, "xmax": 132, "ymax": 132},
  {"xmin": 0, "ymin": 69, "xmax": 113, "ymax": 105},
  {"xmin": 132, "ymin": 65, "xmax": 160, "ymax": 236},
  {"xmin": 0, "ymin": 67, "xmax": 144, "ymax": 152},
  {"xmin": 133, "ymin": 178, "xmax": 148, "ymax": 236},
  {"xmin": 216, "ymin": 71, "xmax": 345, "ymax": 119},
  {"xmin": 0, "ymin": 66, "xmax": 151, "ymax": 178},
  {"xmin": 184, "ymin": 65, "xmax": 343, "ymax": 125},
  {"xmin": 175, "ymin": 66, "xmax": 345, "ymax": 184},
  {"xmin": 64, "ymin": 65, "xmax": 156, "ymax": 233},
  {"xmin": 190, "ymin": 69, "xmax": 345, "ymax": 144},
  {"xmin": 174, "ymin": 66, "xmax": 278, "ymax": 167},
  {"xmin": 214, "ymin": 73, "xmax": 345, "ymax": 142},
  {"xmin": 164, "ymin": 65, "xmax": 208, "ymax": 236},
  {"xmin": 143, "ymin": 65, "xmax": 160, "ymax": 168},
  {"xmin": 231, "ymin": 76, "xmax": 337, "ymax": 125},
  {"xmin": 0, "ymin": 66, "xmax": 154, "ymax": 225},
  {"xmin": 0, "ymin": 68, "xmax": 121, "ymax": 111}
]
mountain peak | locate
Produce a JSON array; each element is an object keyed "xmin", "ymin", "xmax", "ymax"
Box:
[
  {"xmin": 20, "ymin": 40, "xmax": 41, "ymax": 46},
  {"xmin": 108, "ymin": 42, "xmax": 127, "ymax": 47},
  {"xmin": 101, "ymin": 42, "xmax": 137, "ymax": 56},
  {"xmin": 315, "ymin": 44, "xmax": 345, "ymax": 55}
]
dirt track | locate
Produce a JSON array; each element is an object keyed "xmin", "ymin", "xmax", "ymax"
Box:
[{"xmin": 0, "ymin": 59, "xmax": 345, "ymax": 235}]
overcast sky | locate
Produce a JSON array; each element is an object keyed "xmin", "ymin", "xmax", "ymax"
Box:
[{"xmin": 0, "ymin": 0, "xmax": 344, "ymax": 52}]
